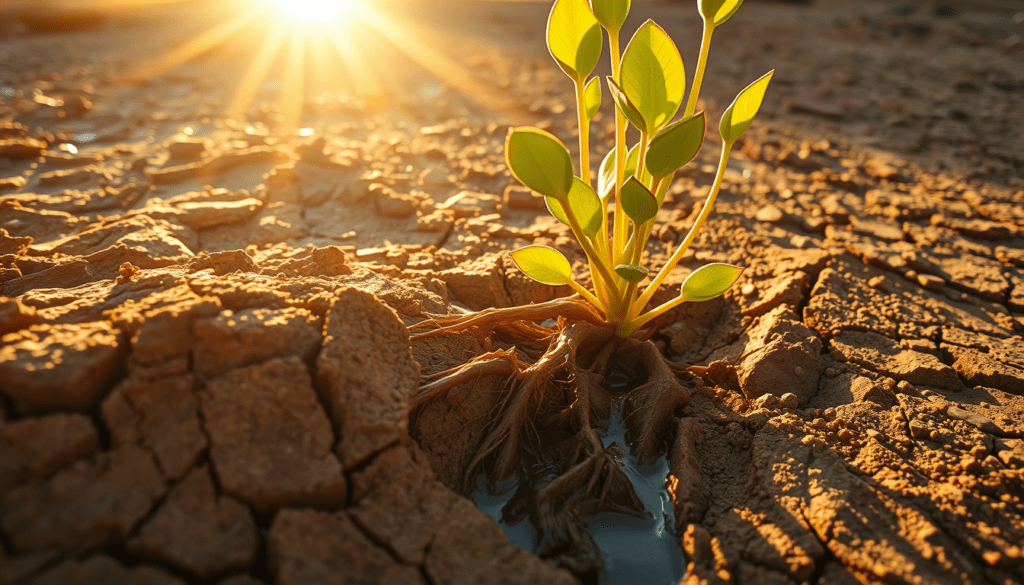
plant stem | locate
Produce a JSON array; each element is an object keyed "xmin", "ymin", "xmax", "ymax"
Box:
[
  {"xmin": 636, "ymin": 129, "xmax": 650, "ymax": 189},
  {"xmin": 622, "ymin": 279, "xmax": 639, "ymax": 311},
  {"xmin": 624, "ymin": 175, "xmax": 665, "ymax": 268},
  {"xmin": 684, "ymin": 23, "xmax": 714, "ymax": 118},
  {"xmin": 609, "ymin": 29, "xmax": 628, "ymax": 264},
  {"xmin": 567, "ymin": 278, "xmax": 602, "ymax": 309},
  {"xmin": 589, "ymin": 232, "xmax": 614, "ymax": 311},
  {"xmin": 564, "ymin": 205, "xmax": 624, "ymax": 315},
  {"xmin": 572, "ymin": 77, "xmax": 611, "ymax": 308},
  {"xmin": 653, "ymin": 174, "xmax": 670, "ymax": 206},
  {"xmin": 620, "ymin": 292, "xmax": 687, "ymax": 335},
  {"xmin": 574, "ymin": 78, "xmax": 592, "ymax": 186},
  {"xmin": 632, "ymin": 140, "xmax": 734, "ymax": 314}
]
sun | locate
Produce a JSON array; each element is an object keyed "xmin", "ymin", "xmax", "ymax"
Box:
[{"xmin": 267, "ymin": 0, "xmax": 357, "ymax": 22}]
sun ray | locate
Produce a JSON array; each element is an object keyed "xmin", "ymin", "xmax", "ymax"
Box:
[
  {"xmin": 303, "ymin": 28, "xmax": 345, "ymax": 101},
  {"xmin": 116, "ymin": 0, "xmax": 536, "ymax": 124},
  {"xmin": 228, "ymin": 20, "xmax": 289, "ymax": 120},
  {"xmin": 324, "ymin": 24, "xmax": 386, "ymax": 105},
  {"xmin": 351, "ymin": 3, "xmax": 516, "ymax": 111},
  {"xmin": 128, "ymin": 12, "xmax": 256, "ymax": 82},
  {"xmin": 280, "ymin": 25, "xmax": 308, "ymax": 128}
]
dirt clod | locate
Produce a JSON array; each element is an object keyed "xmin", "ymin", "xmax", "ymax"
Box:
[
  {"xmin": 317, "ymin": 287, "xmax": 420, "ymax": 470},
  {"xmin": 199, "ymin": 357, "xmax": 347, "ymax": 510},
  {"xmin": 0, "ymin": 322, "xmax": 127, "ymax": 413}
]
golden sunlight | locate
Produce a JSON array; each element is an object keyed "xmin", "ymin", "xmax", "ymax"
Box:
[
  {"xmin": 267, "ymin": 0, "xmax": 357, "ymax": 22},
  {"xmin": 125, "ymin": 0, "xmax": 511, "ymax": 129}
]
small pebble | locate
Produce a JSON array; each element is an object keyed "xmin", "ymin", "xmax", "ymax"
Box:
[
  {"xmin": 868, "ymin": 275, "xmax": 889, "ymax": 292},
  {"xmin": 909, "ymin": 420, "xmax": 930, "ymax": 438},
  {"xmin": 755, "ymin": 204, "xmax": 784, "ymax": 223},
  {"xmin": 753, "ymin": 393, "xmax": 780, "ymax": 410},
  {"xmin": 801, "ymin": 435, "xmax": 826, "ymax": 449},
  {"xmin": 961, "ymin": 455, "xmax": 981, "ymax": 473},
  {"xmin": 917, "ymin": 273, "xmax": 945, "ymax": 292},
  {"xmin": 897, "ymin": 380, "xmax": 922, "ymax": 396},
  {"xmin": 982, "ymin": 551, "xmax": 1002, "ymax": 566}
]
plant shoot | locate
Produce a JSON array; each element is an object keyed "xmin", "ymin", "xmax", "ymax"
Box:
[{"xmin": 506, "ymin": 0, "xmax": 773, "ymax": 336}]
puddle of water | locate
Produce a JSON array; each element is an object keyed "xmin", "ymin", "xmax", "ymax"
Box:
[
  {"xmin": 471, "ymin": 398, "xmax": 685, "ymax": 585},
  {"xmin": 472, "ymin": 473, "xmax": 536, "ymax": 552}
]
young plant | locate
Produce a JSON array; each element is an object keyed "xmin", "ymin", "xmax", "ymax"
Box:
[
  {"xmin": 507, "ymin": 0, "xmax": 773, "ymax": 337},
  {"xmin": 410, "ymin": 0, "xmax": 777, "ymax": 520}
]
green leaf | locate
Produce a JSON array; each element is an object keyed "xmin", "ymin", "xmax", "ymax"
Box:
[
  {"xmin": 598, "ymin": 148, "xmax": 616, "ymax": 199},
  {"xmin": 620, "ymin": 176, "xmax": 658, "ymax": 224},
  {"xmin": 547, "ymin": 0, "xmax": 603, "ymax": 82},
  {"xmin": 505, "ymin": 127, "xmax": 574, "ymax": 199},
  {"xmin": 720, "ymin": 70, "xmax": 773, "ymax": 145},
  {"xmin": 625, "ymin": 143, "xmax": 640, "ymax": 180},
  {"xmin": 569, "ymin": 178, "xmax": 603, "ymax": 235},
  {"xmin": 511, "ymin": 245, "xmax": 574, "ymax": 286},
  {"xmin": 545, "ymin": 195, "xmax": 569, "ymax": 226},
  {"xmin": 699, "ymin": 0, "xmax": 743, "ymax": 27},
  {"xmin": 590, "ymin": 0, "xmax": 630, "ymax": 32},
  {"xmin": 681, "ymin": 263, "xmax": 744, "ymax": 302},
  {"xmin": 645, "ymin": 111, "xmax": 705, "ymax": 178},
  {"xmin": 619, "ymin": 20, "xmax": 686, "ymax": 132},
  {"xmin": 607, "ymin": 77, "xmax": 647, "ymax": 133},
  {"xmin": 584, "ymin": 77, "xmax": 602, "ymax": 121},
  {"xmin": 597, "ymin": 142, "xmax": 641, "ymax": 199},
  {"xmin": 546, "ymin": 177, "xmax": 603, "ymax": 236},
  {"xmin": 615, "ymin": 264, "xmax": 648, "ymax": 283}
]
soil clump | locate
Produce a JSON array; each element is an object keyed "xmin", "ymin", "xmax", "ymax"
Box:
[{"xmin": 1, "ymin": 0, "xmax": 1023, "ymax": 583}]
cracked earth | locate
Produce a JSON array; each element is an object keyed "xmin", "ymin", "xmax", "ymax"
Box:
[{"xmin": 1, "ymin": 0, "xmax": 1023, "ymax": 583}]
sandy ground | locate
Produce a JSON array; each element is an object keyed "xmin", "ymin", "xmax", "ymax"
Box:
[{"xmin": 1, "ymin": 0, "xmax": 1023, "ymax": 583}]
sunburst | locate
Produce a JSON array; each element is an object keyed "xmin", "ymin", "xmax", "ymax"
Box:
[{"xmin": 122, "ymin": 0, "xmax": 529, "ymax": 128}]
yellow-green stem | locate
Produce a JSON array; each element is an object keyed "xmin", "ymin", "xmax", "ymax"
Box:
[
  {"xmin": 615, "ymin": 129, "xmax": 651, "ymax": 288},
  {"xmin": 630, "ymin": 141, "xmax": 734, "ymax": 319},
  {"xmin": 653, "ymin": 174, "xmax": 670, "ymax": 207},
  {"xmin": 624, "ymin": 176, "xmax": 665, "ymax": 268},
  {"xmin": 623, "ymin": 292, "xmax": 687, "ymax": 334},
  {"xmin": 564, "ymin": 206, "xmax": 624, "ymax": 315},
  {"xmin": 622, "ymin": 279, "xmax": 639, "ymax": 311},
  {"xmin": 567, "ymin": 278, "xmax": 602, "ymax": 310},
  {"xmin": 588, "ymin": 233, "xmax": 616, "ymax": 313},
  {"xmin": 574, "ymin": 78, "xmax": 592, "ymax": 186},
  {"xmin": 572, "ymin": 77, "xmax": 612, "ymax": 309},
  {"xmin": 636, "ymin": 129, "xmax": 650, "ymax": 189},
  {"xmin": 609, "ymin": 29, "xmax": 628, "ymax": 263},
  {"xmin": 684, "ymin": 24, "xmax": 714, "ymax": 118}
]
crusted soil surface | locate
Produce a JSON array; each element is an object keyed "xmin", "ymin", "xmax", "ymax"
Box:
[{"xmin": 1, "ymin": 0, "xmax": 1023, "ymax": 583}]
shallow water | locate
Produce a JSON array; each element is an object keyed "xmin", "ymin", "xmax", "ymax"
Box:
[{"xmin": 471, "ymin": 399, "xmax": 685, "ymax": 585}]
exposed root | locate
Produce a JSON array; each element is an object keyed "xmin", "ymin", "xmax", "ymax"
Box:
[
  {"xmin": 529, "ymin": 428, "xmax": 645, "ymax": 580},
  {"xmin": 466, "ymin": 322, "xmax": 614, "ymax": 484},
  {"xmin": 411, "ymin": 295, "xmax": 696, "ymax": 577},
  {"xmin": 534, "ymin": 428, "xmax": 645, "ymax": 518},
  {"xmin": 416, "ymin": 349, "xmax": 520, "ymax": 406},
  {"xmin": 617, "ymin": 339, "xmax": 692, "ymax": 463},
  {"xmin": 540, "ymin": 364, "xmax": 610, "ymax": 432},
  {"xmin": 409, "ymin": 296, "xmax": 604, "ymax": 342}
]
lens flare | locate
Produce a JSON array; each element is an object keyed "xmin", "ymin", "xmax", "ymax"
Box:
[{"xmin": 267, "ymin": 0, "xmax": 355, "ymax": 21}]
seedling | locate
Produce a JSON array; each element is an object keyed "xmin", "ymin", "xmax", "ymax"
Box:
[
  {"xmin": 508, "ymin": 0, "xmax": 773, "ymax": 337},
  {"xmin": 412, "ymin": 0, "xmax": 775, "ymax": 551}
]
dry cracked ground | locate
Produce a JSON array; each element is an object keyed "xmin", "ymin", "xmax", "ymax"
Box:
[{"xmin": 1, "ymin": 0, "xmax": 1023, "ymax": 583}]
